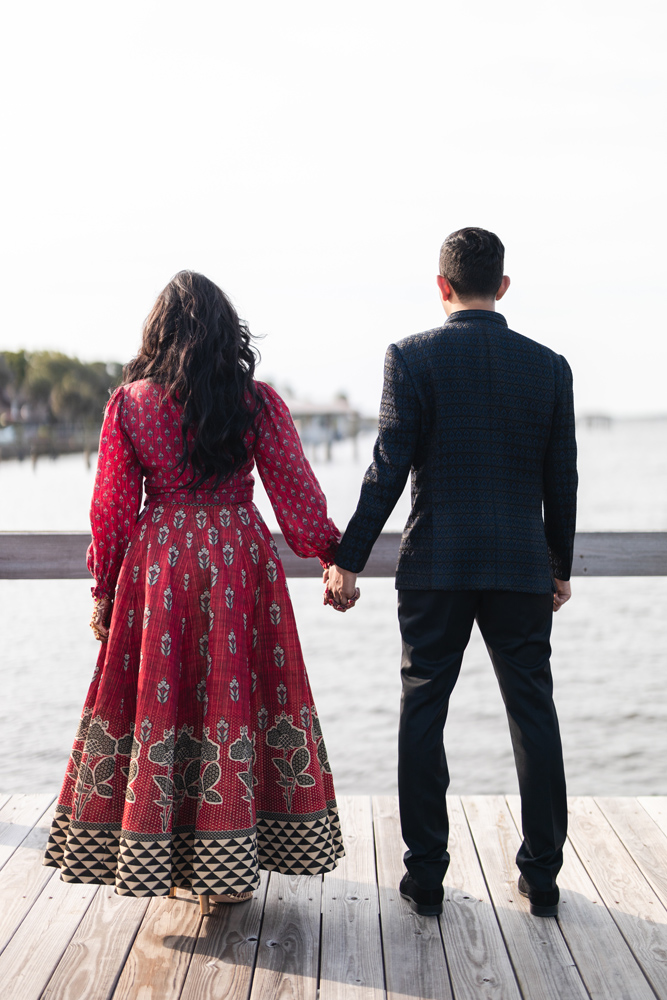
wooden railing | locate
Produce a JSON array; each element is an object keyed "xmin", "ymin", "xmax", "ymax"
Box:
[{"xmin": 1, "ymin": 532, "xmax": 666, "ymax": 578}]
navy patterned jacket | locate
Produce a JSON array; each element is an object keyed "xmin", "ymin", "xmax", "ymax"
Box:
[{"xmin": 335, "ymin": 310, "xmax": 578, "ymax": 592}]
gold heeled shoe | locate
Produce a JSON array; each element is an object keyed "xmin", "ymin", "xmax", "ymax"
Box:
[
  {"xmin": 169, "ymin": 885, "xmax": 252, "ymax": 915},
  {"xmin": 199, "ymin": 891, "xmax": 253, "ymax": 915}
]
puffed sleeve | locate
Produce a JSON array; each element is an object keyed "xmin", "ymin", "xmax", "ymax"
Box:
[
  {"xmin": 87, "ymin": 387, "xmax": 143, "ymax": 599},
  {"xmin": 252, "ymin": 382, "xmax": 340, "ymax": 565}
]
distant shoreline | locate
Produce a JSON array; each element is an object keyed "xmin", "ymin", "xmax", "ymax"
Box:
[{"xmin": 1, "ymin": 412, "xmax": 667, "ymax": 466}]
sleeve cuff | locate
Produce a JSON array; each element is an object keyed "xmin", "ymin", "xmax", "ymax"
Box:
[{"xmin": 318, "ymin": 540, "xmax": 340, "ymax": 568}]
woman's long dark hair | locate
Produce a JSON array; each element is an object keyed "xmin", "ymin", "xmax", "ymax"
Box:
[{"xmin": 123, "ymin": 271, "xmax": 263, "ymax": 491}]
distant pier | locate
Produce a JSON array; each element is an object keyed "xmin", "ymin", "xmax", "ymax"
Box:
[
  {"xmin": 0, "ymin": 395, "xmax": 376, "ymax": 467},
  {"xmin": 288, "ymin": 394, "xmax": 371, "ymax": 461}
]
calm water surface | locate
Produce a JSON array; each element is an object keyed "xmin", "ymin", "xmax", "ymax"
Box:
[{"xmin": 1, "ymin": 419, "xmax": 666, "ymax": 795}]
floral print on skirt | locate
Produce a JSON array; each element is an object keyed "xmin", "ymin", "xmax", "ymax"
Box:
[{"xmin": 44, "ymin": 500, "xmax": 344, "ymax": 896}]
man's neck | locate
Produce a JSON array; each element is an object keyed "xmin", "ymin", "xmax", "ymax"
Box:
[{"xmin": 444, "ymin": 299, "xmax": 496, "ymax": 316}]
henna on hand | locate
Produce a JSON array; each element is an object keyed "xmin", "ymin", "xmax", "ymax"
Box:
[
  {"xmin": 90, "ymin": 596, "xmax": 113, "ymax": 641},
  {"xmin": 323, "ymin": 586, "xmax": 361, "ymax": 613}
]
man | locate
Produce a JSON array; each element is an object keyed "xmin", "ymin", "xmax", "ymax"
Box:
[{"xmin": 327, "ymin": 228, "xmax": 577, "ymax": 918}]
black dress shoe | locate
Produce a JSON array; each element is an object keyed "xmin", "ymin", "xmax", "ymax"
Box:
[
  {"xmin": 518, "ymin": 875, "xmax": 559, "ymax": 916},
  {"xmin": 399, "ymin": 873, "xmax": 443, "ymax": 916}
]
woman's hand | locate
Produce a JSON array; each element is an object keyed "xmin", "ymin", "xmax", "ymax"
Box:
[{"xmin": 90, "ymin": 596, "xmax": 113, "ymax": 641}]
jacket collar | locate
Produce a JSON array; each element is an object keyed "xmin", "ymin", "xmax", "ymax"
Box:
[{"xmin": 444, "ymin": 310, "xmax": 508, "ymax": 327}]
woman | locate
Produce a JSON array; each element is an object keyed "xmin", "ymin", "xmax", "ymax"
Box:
[{"xmin": 43, "ymin": 271, "xmax": 345, "ymax": 905}]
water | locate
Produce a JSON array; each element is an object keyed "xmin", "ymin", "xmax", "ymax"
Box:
[{"xmin": 1, "ymin": 419, "xmax": 667, "ymax": 796}]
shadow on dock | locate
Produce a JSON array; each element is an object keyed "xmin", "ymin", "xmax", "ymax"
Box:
[{"xmin": 1, "ymin": 793, "xmax": 667, "ymax": 999}]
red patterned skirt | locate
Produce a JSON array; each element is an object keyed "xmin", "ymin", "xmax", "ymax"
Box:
[{"xmin": 44, "ymin": 501, "xmax": 344, "ymax": 896}]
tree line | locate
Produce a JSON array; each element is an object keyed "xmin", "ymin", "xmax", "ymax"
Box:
[{"xmin": 0, "ymin": 351, "xmax": 123, "ymax": 428}]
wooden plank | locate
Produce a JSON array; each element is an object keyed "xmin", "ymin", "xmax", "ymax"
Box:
[
  {"xmin": 1, "ymin": 532, "xmax": 667, "ymax": 579},
  {"xmin": 444, "ymin": 797, "xmax": 522, "ymax": 1000},
  {"xmin": 179, "ymin": 874, "xmax": 269, "ymax": 1000},
  {"xmin": 111, "ymin": 891, "xmax": 203, "ymax": 1000},
  {"xmin": 360, "ymin": 532, "xmax": 667, "ymax": 578},
  {"xmin": 0, "ymin": 794, "xmax": 10, "ymax": 814},
  {"xmin": 506, "ymin": 796, "xmax": 655, "ymax": 1000},
  {"xmin": 0, "ymin": 793, "xmax": 56, "ymax": 871},
  {"xmin": 372, "ymin": 795, "xmax": 451, "ymax": 1000},
  {"xmin": 0, "ymin": 531, "xmax": 328, "ymax": 580},
  {"xmin": 461, "ymin": 796, "xmax": 588, "ymax": 1000},
  {"xmin": 41, "ymin": 888, "xmax": 151, "ymax": 1000},
  {"xmin": 637, "ymin": 797, "xmax": 667, "ymax": 839},
  {"xmin": 571, "ymin": 532, "xmax": 667, "ymax": 576},
  {"xmin": 0, "ymin": 872, "xmax": 98, "ymax": 1000},
  {"xmin": 0, "ymin": 801, "xmax": 60, "ymax": 955},
  {"xmin": 248, "ymin": 872, "xmax": 322, "ymax": 1000},
  {"xmin": 0, "ymin": 531, "xmax": 91, "ymax": 579},
  {"xmin": 597, "ymin": 797, "xmax": 667, "ymax": 908},
  {"xmin": 320, "ymin": 796, "xmax": 385, "ymax": 1000},
  {"xmin": 567, "ymin": 797, "xmax": 667, "ymax": 998}
]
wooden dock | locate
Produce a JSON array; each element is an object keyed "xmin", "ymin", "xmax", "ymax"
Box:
[{"xmin": 2, "ymin": 794, "xmax": 667, "ymax": 999}]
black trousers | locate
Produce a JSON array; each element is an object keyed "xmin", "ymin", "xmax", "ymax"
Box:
[{"xmin": 397, "ymin": 589, "xmax": 567, "ymax": 893}]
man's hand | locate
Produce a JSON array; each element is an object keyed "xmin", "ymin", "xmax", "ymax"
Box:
[
  {"xmin": 553, "ymin": 579, "xmax": 571, "ymax": 612},
  {"xmin": 327, "ymin": 564, "xmax": 358, "ymax": 606}
]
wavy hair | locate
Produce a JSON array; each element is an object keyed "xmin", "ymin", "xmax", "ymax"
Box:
[{"xmin": 123, "ymin": 271, "xmax": 263, "ymax": 490}]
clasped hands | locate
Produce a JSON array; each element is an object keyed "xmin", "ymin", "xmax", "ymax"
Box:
[{"xmin": 323, "ymin": 564, "xmax": 360, "ymax": 613}]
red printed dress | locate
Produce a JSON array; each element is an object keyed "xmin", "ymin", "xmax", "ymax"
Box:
[{"xmin": 44, "ymin": 379, "xmax": 344, "ymax": 896}]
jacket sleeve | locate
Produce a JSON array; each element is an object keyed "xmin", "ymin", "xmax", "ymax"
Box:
[
  {"xmin": 335, "ymin": 343, "xmax": 420, "ymax": 573},
  {"xmin": 87, "ymin": 387, "xmax": 143, "ymax": 599},
  {"xmin": 543, "ymin": 355, "xmax": 578, "ymax": 580},
  {"xmin": 253, "ymin": 382, "xmax": 340, "ymax": 565}
]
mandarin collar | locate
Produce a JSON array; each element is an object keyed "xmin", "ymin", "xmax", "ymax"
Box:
[{"xmin": 444, "ymin": 310, "xmax": 508, "ymax": 327}]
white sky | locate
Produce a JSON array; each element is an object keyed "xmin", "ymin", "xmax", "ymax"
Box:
[{"xmin": 1, "ymin": 0, "xmax": 665, "ymax": 415}]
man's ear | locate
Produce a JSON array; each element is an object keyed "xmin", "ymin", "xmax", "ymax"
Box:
[
  {"xmin": 496, "ymin": 275, "xmax": 511, "ymax": 300},
  {"xmin": 436, "ymin": 274, "xmax": 453, "ymax": 304}
]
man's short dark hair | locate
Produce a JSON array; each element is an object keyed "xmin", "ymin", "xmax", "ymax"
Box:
[{"xmin": 438, "ymin": 228, "xmax": 505, "ymax": 300}]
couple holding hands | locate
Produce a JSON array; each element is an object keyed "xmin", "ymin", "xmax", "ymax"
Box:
[{"xmin": 44, "ymin": 227, "xmax": 577, "ymax": 920}]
